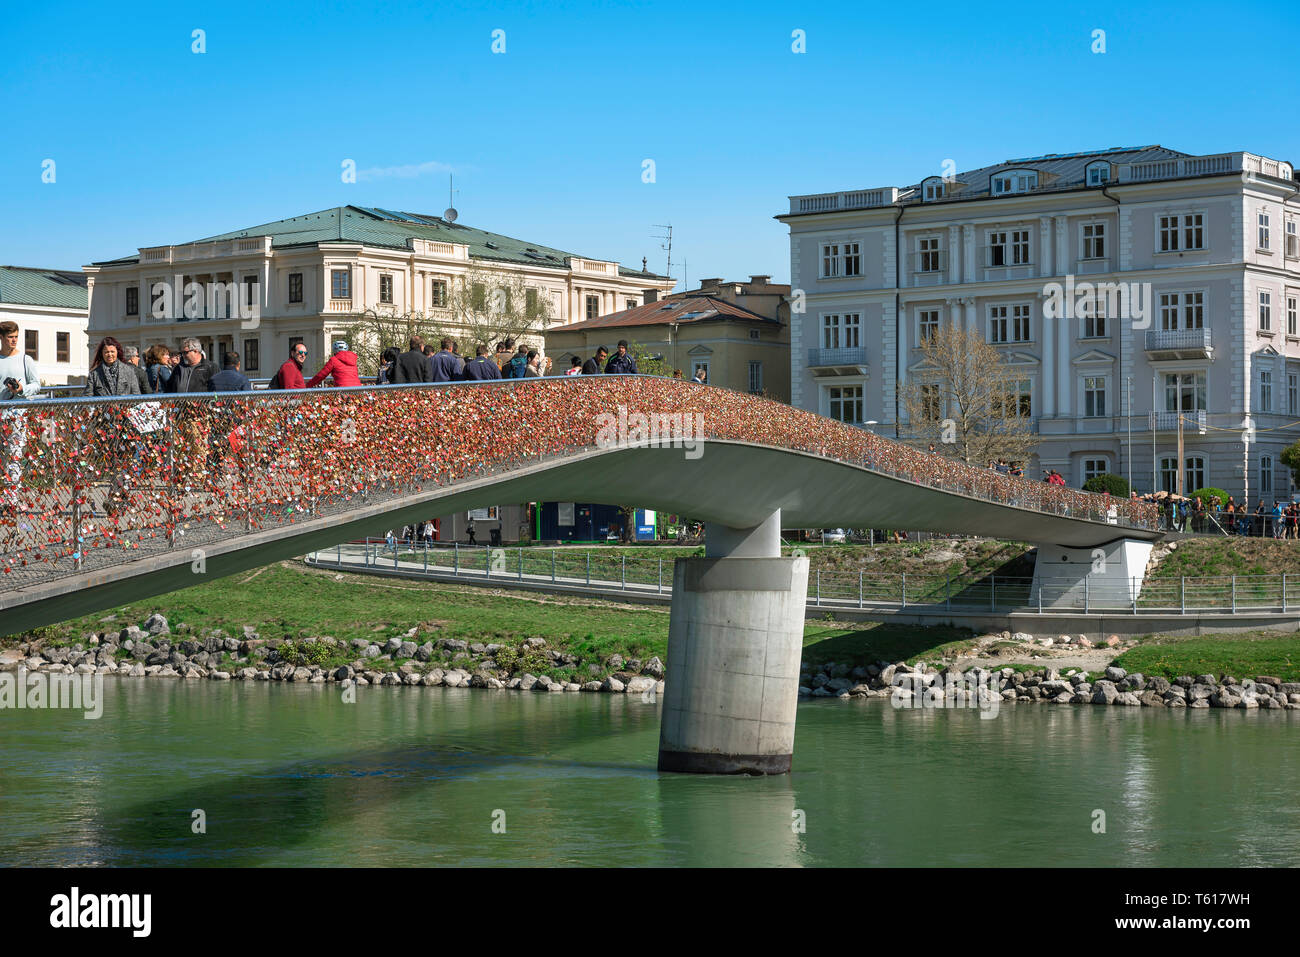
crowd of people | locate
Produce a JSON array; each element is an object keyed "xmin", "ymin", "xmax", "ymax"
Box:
[
  {"xmin": 374, "ymin": 336, "xmax": 644, "ymax": 385},
  {"xmin": 1130, "ymin": 489, "xmax": 1300, "ymax": 537}
]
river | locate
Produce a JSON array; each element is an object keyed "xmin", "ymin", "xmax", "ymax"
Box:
[{"xmin": 1, "ymin": 681, "xmax": 1296, "ymax": 866}]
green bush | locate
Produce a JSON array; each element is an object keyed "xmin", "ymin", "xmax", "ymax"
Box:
[
  {"xmin": 1082, "ymin": 473, "xmax": 1130, "ymax": 497},
  {"xmin": 1190, "ymin": 487, "xmax": 1229, "ymax": 507},
  {"xmin": 278, "ymin": 639, "xmax": 333, "ymax": 667},
  {"xmin": 492, "ymin": 644, "xmax": 551, "ymax": 676}
]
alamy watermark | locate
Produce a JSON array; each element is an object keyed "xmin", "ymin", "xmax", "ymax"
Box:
[
  {"xmin": 1042, "ymin": 275, "xmax": 1151, "ymax": 329},
  {"xmin": 149, "ymin": 275, "xmax": 261, "ymax": 329},
  {"xmin": 891, "ymin": 670, "xmax": 1000, "ymax": 720},
  {"xmin": 1, "ymin": 667, "xmax": 104, "ymax": 719},
  {"xmin": 595, "ymin": 404, "xmax": 705, "ymax": 460}
]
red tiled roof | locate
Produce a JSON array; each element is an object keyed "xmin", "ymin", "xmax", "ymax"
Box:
[{"xmin": 550, "ymin": 295, "xmax": 781, "ymax": 333}]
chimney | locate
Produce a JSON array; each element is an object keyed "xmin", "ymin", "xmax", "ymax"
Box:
[
  {"xmin": 643, "ymin": 288, "xmax": 658, "ymax": 304},
  {"xmin": 699, "ymin": 277, "xmax": 724, "ymax": 291},
  {"xmin": 748, "ymin": 275, "xmax": 770, "ymax": 286}
]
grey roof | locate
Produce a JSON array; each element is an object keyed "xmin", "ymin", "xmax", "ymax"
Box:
[
  {"xmin": 901, "ymin": 145, "xmax": 1187, "ymax": 203},
  {"xmin": 92, "ymin": 206, "xmax": 670, "ymax": 279},
  {"xmin": 0, "ymin": 265, "xmax": 89, "ymax": 309}
]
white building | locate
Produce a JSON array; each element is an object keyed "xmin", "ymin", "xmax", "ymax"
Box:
[
  {"xmin": 84, "ymin": 205, "xmax": 674, "ymax": 376},
  {"xmin": 0, "ymin": 265, "xmax": 89, "ymax": 385},
  {"xmin": 778, "ymin": 146, "xmax": 1300, "ymax": 503}
]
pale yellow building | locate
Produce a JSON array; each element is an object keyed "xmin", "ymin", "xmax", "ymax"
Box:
[{"xmin": 546, "ymin": 276, "xmax": 791, "ymax": 400}]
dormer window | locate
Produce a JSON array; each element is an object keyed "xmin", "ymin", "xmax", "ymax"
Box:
[
  {"xmin": 1085, "ymin": 161, "xmax": 1111, "ymax": 186},
  {"xmin": 922, "ymin": 177, "xmax": 945, "ymax": 202},
  {"xmin": 991, "ymin": 169, "xmax": 1038, "ymax": 195}
]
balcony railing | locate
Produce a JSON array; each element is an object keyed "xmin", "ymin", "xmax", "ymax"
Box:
[
  {"xmin": 808, "ymin": 346, "xmax": 868, "ymax": 368},
  {"xmin": 1152, "ymin": 410, "xmax": 1207, "ymax": 433},
  {"xmin": 1145, "ymin": 328, "xmax": 1212, "ymax": 357},
  {"xmin": 789, "ymin": 188, "xmax": 899, "ymax": 214}
]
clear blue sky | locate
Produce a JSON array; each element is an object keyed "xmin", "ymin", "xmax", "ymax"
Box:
[{"xmin": 1, "ymin": 0, "xmax": 1292, "ymax": 289}]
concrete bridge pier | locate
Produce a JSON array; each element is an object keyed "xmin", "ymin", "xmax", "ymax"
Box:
[
  {"xmin": 1031, "ymin": 539, "xmax": 1155, "ymax": 608},
  {"xmin": 657, "ymin": 510, "xmax": 809, "ymax": 775}
]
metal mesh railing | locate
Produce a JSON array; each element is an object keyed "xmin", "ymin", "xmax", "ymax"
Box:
[{"xmin": 1, "ymin": 376, "xmax": 1157, "ymax": 593}]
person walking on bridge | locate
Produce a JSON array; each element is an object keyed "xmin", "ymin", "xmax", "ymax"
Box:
[
  {"xmin": 462, "ymin": 344, "xmax": 502, "ymax": 380},
  {"xmin": 582, "ymin": 346, "xmax": 608, "ymax": 375},
  {"xmin": 269, "ymin": 342, "xmax": 307, "ymax": 390},
  {"xmin": 390, "ymin": 336, "xmax": 431, "ymax": 384},
  {"xmin": 85, "ymin": 337, "xmax": 142, "ymax": 397},
  {"xmin": 605, "ymin": 340, "xmax": 637, "ymax": 375},
  {"xmin": 307, "ymin": 340, "xmax": 362, "ymax": 388},
  {"xmin": 428, "ymin": 338, "xmax": 464, "ymax": 382}
]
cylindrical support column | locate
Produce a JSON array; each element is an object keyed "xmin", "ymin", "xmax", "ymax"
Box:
[{"xmin": 659, "ymin": 511, "xmax": 808, "ymax": 775}]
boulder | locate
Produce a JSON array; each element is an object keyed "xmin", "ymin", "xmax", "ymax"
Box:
[
  {"xmin": 582, "ymin": 681, "xmax": 602, "ymax": 692},
  {"xmin": 625, "ymin": 676, "xmax": 656, "ymax": 695},
  {"xmin": 414, "ymin": 642, "xmax": 434, "ymax": 662},
  {"xmin": 143, "ymin": 613, "xmax": 169, "ymax": 635},
  {"xmin": 1138, "ymin": 690, "xmax": 1165, "ymax": 707},
  {"xmin": 641, "ymin": 656, "xmax": 665, "ymax": 679},
  {"xmin": 1104, "ymin": 666, "xmax": 1127, "ymax": 682},
  {"xmin": 1114, "ymin": 692, "xmax": 1141, "ymax": 706},
  {"xmin": 1147, "ymin": 676, "xmax": 1171, "ymax": 694},
  {"xmin": 362, "ymin": 645, "xmax": 380, "ymax": 658},
  {"xmin": 518, "ymin": 674, "xmax": 537, "ymax": 691},
  {"xmin": 601, "ymin": 676, "xmax": 626, "ymax": 693},
  {"xmin": 1091, "ymin": 680, "xmax": 1120, "ymax": 705},
  {"xmin": 398, "ymin": 641, "xmax": 418, "ymax": 659}
]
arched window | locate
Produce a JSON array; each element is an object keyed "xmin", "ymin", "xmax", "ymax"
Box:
[
  {"xmin": 922, "ymin": 177, "xmax": 945, "ymax": 201},
  {"xmin": 991, "ymin": 168, "xmax": 1038, "ymax": 195},
  {"xmin": 1085, "ymin": 161, "xmax": 1111, "ymax": 186}
]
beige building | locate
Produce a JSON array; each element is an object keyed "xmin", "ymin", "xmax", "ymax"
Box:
[
  {"xmin": 545, "ymin": 275, "xmax": 791, "ymax": 400},
  {"xmin": 83, "ymin": 205, "xmax": 674, "ymax": 377}
]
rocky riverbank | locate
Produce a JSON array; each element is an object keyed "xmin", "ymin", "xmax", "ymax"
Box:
[
  {"xmin": 800, "ymin": 659, "xmax": 1300, "ymax": 709},
  {"xmin": 0, "ymin": 614, "xmax": 666, "ymax": 696}
]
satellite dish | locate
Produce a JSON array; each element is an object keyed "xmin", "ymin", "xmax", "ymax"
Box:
[{"xmin": 443, "ymin": 207, "xmax": 458, "ymax": 223}]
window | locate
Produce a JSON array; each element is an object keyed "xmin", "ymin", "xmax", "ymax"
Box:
[
  {"xmin": 331, "ymin": 268, "xmax": 350, "ymax": 299},
  {"xmin": 822, "ymin": 313, "xmax": 861, "ymax": 349},
  {"xmin": 822, "ymin": 243, "xmax": 840, "ymax": 278},
  {"xmin": 1158, "ymin": 213, "xmax": 1205, "ymax": 252},
  {"xmin": 749, "ymin": 329, "xmax": 760, "ymax": 339},
  {"xmin": 918, "ymin": 236, "xmax": 941, "ymax": 272},
  {"xmin": 1260, "ymin": 369, "xmax": 1273, "ymax": 411},
  {"xmin": 842, "ymin": 242, "xmax": 861, "ymax": 277},
  {"xmin": 828, "ymin": 384, "xmax": 864, "ymax": 424},
  {"xmin": 748, "ymin": 361, "xmax": 763, "ymax": 394},
  {"xmin": 56, "ymin": 332, "xmax": 69, "ymax": 363},
  {"xmin": 992, "ymin": 169, "xmax": 1037, "ymax": 194},
  {"xmin": 1000, "ymin": 378, "xmax": 1031, "ymax": 417},
  {"xmin": 379, "ymin": 274, "xmax": 394, "ymax": 304},
  {"xmin": 1085, "ymin": 162, "xmax": 1110, "ymax": 186},
  {"xmin": 126, "ymin": 286, "xmax": 139, "ymax": 315},
  {"xmin": 1082, "ymin": 222, "xmax": 1106, "ymax": 260},
  {"xmin": 920, "ymin": 383, "xmax": 941, "ymax": 420},
  {"xmin": 1258, "ymin": 211, "xmax": 1271, "ymax": 251},
  {"xmin": 1164, "ymin": 372, "xmax": 1206, "ymax": 412},
  {"xmin": 288, "ymin": 273, "xmax": 303, "ymax": 304},
  {"xmin": 526, "ymin": 288, "xmax": 540, "ymax": 319},
  {"xmin": 1081, "ymin": 295, "xmax": 1107, "ymax": 339},
  {"xmin": 1290, "ymin": 372, "xmax": 1298, "ymax": 415},
  {"xmin": 987, "ymin": 229, "xmax": 1030, "ymax": 267},
  {"xmin": 243, "ymin": 338, "xmax": 259, "ymax": 372},
  {"xmin": 1159, "ymin": 292, "xmax": 1204, "ymax": 330},
  {"xmin": 151, "ymin": 283, "xmax": 167, "ymax": 316},
  {"xmin": 244, "ymin": 276, "xmax": 258, "ymax": 307},
  {"xmin": 1162, "ymin": 456, "xmax": 1206, "ymax": 494},
  {"xmin": 471, "ymin": 283, "xmax": 487, "ymax": 312},
  {"xmin": 1259, "ymin": 290, "xmax": 1272, "ymax": 331},
  {"xmin": 1159, "ymin": 456, "xmax": 1179, "ymax": 494},
  {"xmin": 586, "ymin": 295, "xmax": 600, "ymax": 320},
  {"xmin": 1084, "ymin": 376, "xmax": 1107, "ymax": 417},
  {"xmin": 1261, "ymin": 455, "xmax": 1274, "ymax": 496},
  {"xmin": 692, "ymin": 359, "xmax": 710, "ymax": 382},
  {"xmin": 989, "ymin": 304, "xmax": 1029, "ymax": 342},
  {"xmin": 430, "ymin": 279, "xmax": 448, "ymax": 307},
  {"xmin": 923, "ymin": 180, "xmax": 945, "ymax": 201},
  {"xmin": 1287, "ymin": 220, "xmax": 1298, "ymax": 257},
  {"xmin": 1082, "ymin": 458, "xmax": 1109, "ymax": 482},
  {"xmin": 24, "ymin": 330, "xmax": 37, "ymax": 359},
  {"xmin": 918, "ymin": 309, "xmax": 939, "ymax": 343},
  {"xmin": 626, "ymin": 299, "xmax": 637, "ymax": 310},
  {"xmin": 1288, "ymin": 296, "xmax": 1297, "ymax": 337}
]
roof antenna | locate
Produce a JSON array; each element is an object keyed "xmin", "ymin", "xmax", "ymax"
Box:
[
  {"xmin": 652, "ymin": 223, "xmax": 672, "ymax": 284},
  {"xmin": 444, "ymin": 174, "xmax": 459, "ymax": 223}
]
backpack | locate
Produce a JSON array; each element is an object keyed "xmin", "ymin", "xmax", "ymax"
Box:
[{"xmin": 508, "ymin": 355, "xmax": 527, "ymax": 379}]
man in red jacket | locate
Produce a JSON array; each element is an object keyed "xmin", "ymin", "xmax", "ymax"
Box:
[
  {"xmin": 307, "ymin": 340, "xmax": 362, "ymax": 388},
  {"xmin": 270, "ymin": 342, "xmax": 307, "ymax": 389}
]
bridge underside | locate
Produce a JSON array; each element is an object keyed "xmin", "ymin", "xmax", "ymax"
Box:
[{"xmin": 1, "ymin": 441, "xmax": 1160, "ymax": 633}]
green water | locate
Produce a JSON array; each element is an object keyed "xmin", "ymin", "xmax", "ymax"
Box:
[{"xmin": 1, "ymin": 681, "xmax": 1296, "ymax": 866}]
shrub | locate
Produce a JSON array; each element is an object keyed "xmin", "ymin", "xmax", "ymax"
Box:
[
  {"xmin": 278, "ymin": 638, "xmax": 333, "ymax": 667},
  {"xmin": 492, "ymin": 644, "xmax": 551, "ymax": 676},
  {"xmin": 1189, "ymin": 487, "xmax": 1229, "ymax": 507},
  {"xmin": 1082, "ymin": 473, "xmax": 1130, "ymax": 497}
]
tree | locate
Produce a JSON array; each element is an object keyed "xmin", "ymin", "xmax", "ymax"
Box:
[
  {"xmin": 1082, "ymin": 473, "xmax": 1129, "ymax": 497},
  {"xmin": 1280, "ymin": 441, "xmax": 1300, "ymax": 488},
  {"xmin": 337, "ymin": 308, "xmax": 444, "ymax": 377},
  {"xmin": 446, "ymin": 265, "xmax": 554, "ymax": 355},
  {"xmin": 898, "ymin": 323, "xmax": 1039, "ymax": 466},
  {"xmin": 626, "ymin": 340, "xmax": 676, "ymax": 378}
]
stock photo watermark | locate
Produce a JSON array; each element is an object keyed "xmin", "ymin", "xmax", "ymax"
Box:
[
  {"xmin": 1042, "ymin": 275, "xmax": 1152, "ymax": 329},
  {"xmin": 890, "ymin": 670, "xmax": 1001, "ymax": 719},
  {"xmin": 594, "ymin": 404, "xmax": 705, "ymax": 460},
  {"xmin": 0, "ymin": 667, "xmax": 104, "ymax": 719}
]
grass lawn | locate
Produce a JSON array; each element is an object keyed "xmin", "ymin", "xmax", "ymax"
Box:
[
  {"xmin": 801, "ymin": 621, "xmax": 979, "ymax": 669},
  {"xmin": 1148, "ymin": 539, "xmax": 1300, "ymax": 580},
  {"xmin": 1112, "ymin": 632, "xmax": 1300, "ymax": 682}
]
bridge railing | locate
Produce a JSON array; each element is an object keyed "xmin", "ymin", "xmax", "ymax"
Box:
[
  {"xmin": 313, "ymin": 542, "xmax": 1293, "ymax": 616},
  {"xmin": 0, "ymin": 377, "xmax": 1157, "ymax": 588}
]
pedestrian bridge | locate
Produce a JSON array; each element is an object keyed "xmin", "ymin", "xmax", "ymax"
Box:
[{"xmin": 0, "ymin": 376, "xmax": 1158, "ymax": 634}]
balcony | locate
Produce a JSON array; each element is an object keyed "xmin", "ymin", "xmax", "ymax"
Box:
[
  {"xmin": 808, "ymin": 347, "xmax": 868, "ymax": 374},
  {"xmin": 979, "ymin": 246, "xmax": 1034, "ymax": 280},
  {"xmin": 1145, "ymin": 327, "xmax": 1212, "ymax": 359},
  {"xmin": 909, "ymin": 251, "xmax": 948, "ymax": 286},
  {"xmin": 1152, "ymin": 410, "xmax": 1207, "ymax": 434},
  {"xmin": 789, "ymin": 188, "xmax": 899, "ymax": 214}
]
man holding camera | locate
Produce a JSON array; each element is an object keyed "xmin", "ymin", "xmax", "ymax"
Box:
[{"xmin": 1, "ymin": 320, "xmax": 42, "ymax": 494}]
